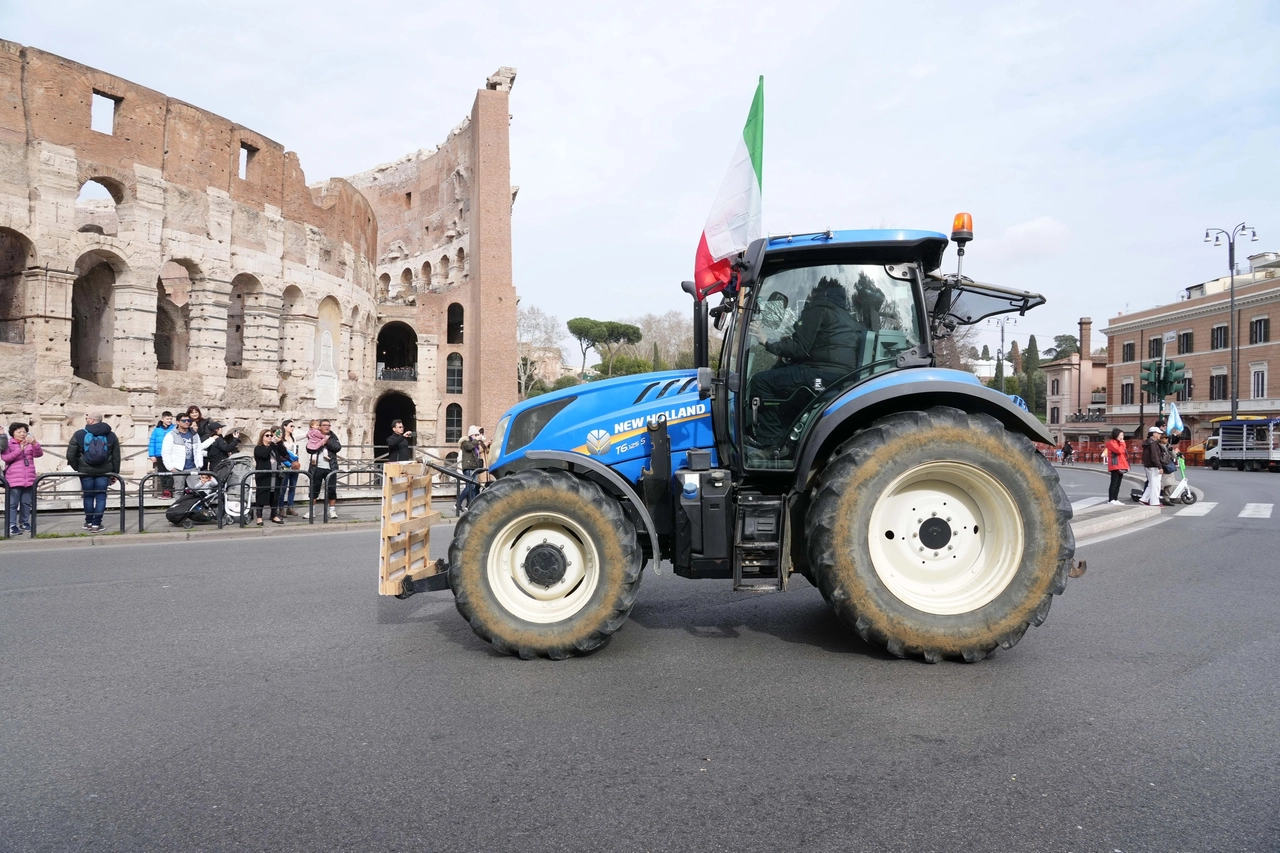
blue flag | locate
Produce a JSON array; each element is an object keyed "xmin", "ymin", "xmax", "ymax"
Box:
[{"xmin": 1167, "ymin": 402, "xmax": 1185, "ymax": 435}]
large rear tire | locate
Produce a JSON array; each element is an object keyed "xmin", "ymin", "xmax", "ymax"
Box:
[
  {"xmin": 448, "ymin": 469, "xmax": 642, "ymax": 659},
  {"xmin": 805, "ymin": 407, "xmax": 1074, "ymax": 662}
]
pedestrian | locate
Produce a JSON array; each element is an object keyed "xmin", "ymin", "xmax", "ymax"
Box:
[
  {"xmin": 161, "ymin": 412, "xmax": 206, "ymax": 492},
  {"xmin": 1105, "ymin": 427, "xmax": 1129, "ymax": 505},
  {"xmin": 1158, "ymin": 430, "xmax": 1179, "ymax": 505},
  {"xmin": 251, "ymin": 428, "xmax": 288, "ymax": 525},
  {"xmin": 185, "ymin": 405, "xmax": 216, "ymax": 462},
  {"xmin": 66, "ymin": 412, "xmax": 121, "ymax": 532},
  {"xmin": 280, "ymin": 419, "xmax": 302, "ymax": 516},
  {"xmin": 148, "ymin": 411, "xmax": 176, "ymax": 497},
  {"xmin": 1062, "ymin": 441, "xmax": 1074, "ymax": 465},
  {"xmin": 385, "ymin": 419, "xmax": 413, "ymax": 462},
  {"xmin": 204, "ymin": 422, "xmax": 243, "ymax": 470},
  {"xmin": 455, "ymin": 425, "xmax": 488, "ymax": 515},
  {"xmin": 1054, "ymin": 446, "xmax": 1063, "ymax": 464},
  {"xmin": 1138, "ymin": 426, "xmax": 1164, "ymax": 507},
  {"xmin": 305, "ymin": 418, "xmax": 342, "ymax": 519},
  {"xmin": 4, "ymin": 422, "xmax": 43, "ymax": 535}
]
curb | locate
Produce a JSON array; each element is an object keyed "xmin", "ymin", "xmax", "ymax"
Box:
[
  {"xmin": 1070, "ymin": 505, "xmax": 1163, "ymax": 540},
  {"xmin": 0, "ymin": 520, "xmax": 382, "ymax": 552}
]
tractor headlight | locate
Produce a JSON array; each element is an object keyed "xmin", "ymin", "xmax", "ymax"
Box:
[
  {"xmin": 487, "ymin": 415, "xmax": 510, "ymax": 468},
  {"xmin": 506, "ymin": 396, "xmax": 578, "ymax": 454}
]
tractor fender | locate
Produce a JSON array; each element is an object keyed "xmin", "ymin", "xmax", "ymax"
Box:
[
  {"xmin": 794, "ymin": 379, "xmax": 1055, "ymax": 492},
  {"xmin": 496, "ymin": 449, "xmax": 660, "ymax": 559}
]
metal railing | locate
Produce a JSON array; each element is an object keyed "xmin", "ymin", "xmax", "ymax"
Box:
[
  {"xmin": 237, "ymin": 470, "xmax": 316, "ymax": 528},
  {"xmin": 29, "ymin": 472, "xmax": 127, "ymax": 537}
]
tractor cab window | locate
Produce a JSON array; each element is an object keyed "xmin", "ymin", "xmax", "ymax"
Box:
[{"xmin": 734, "ymin": 263, "xmax": 921, "ymax": 469}]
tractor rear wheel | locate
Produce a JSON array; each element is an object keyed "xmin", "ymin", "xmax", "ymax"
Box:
[
  {"xmin": 806, "ymin": 407, "xmax": 1074, "ymax": 662},
  {"xmin": 448, "ymin": 469, "xmax": 643, "ymax": 659}
]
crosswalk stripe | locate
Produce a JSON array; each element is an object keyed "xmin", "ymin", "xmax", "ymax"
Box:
[
  {"xmin": 1175, "ymin": 502, "xmax": 1217, "ymax": 517},
  {"xmin": 1238, "ymin": 503, "xmax": 1274, "ymax": 519},
  {"xmin": 1071, "ymin": 497, "xmax": 1108, "ymax": 512}
]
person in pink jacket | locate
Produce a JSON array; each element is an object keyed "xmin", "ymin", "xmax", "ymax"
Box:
[{"xmin": 4, "ymin": 422, "xmax": 43, "ymax": 535}]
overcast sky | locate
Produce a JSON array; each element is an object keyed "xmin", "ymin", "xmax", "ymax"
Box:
[{"xmin": 5, "ymin": 0, "xmax": 1277, "ymax": 356}]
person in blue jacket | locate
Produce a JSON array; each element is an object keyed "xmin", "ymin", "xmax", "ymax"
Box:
[{"xmin": 148, "ymin": 411, "xmax": 176, "ymax": 497}]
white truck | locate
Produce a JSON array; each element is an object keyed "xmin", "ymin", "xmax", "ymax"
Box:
[{"xmin": 1204, "ymin": 418, "xmax": 1280, "ymax": 472}]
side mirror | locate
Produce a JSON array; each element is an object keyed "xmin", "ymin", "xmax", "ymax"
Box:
[{"xmin": 697, "ymin": 366, "xmax": 714, "ymax": 400}]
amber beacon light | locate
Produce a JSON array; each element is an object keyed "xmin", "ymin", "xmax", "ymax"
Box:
[{"xmin": 951, "ymin": 212, "xmax": 973, "ymax": 246}]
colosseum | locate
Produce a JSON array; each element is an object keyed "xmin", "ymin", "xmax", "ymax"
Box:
[{"xmin": 0, "ymin": 40, "xmax": 518, "ymax": 477}]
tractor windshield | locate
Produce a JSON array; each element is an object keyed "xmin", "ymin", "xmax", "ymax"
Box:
[{"xmin": 734, "ymin": 263, "xmax": 922, "ymax": 468}]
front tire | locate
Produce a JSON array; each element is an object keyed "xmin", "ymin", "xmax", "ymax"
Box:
[
  {"xmin": 1180, "ymin": 489, "xmax": 1197, "ymax": 505},
  {"xmin": 448, "ymin": 469, "xmax": 643, "ymax": 659},
  {"xmin": 1210, "ymin": 458, "xmax": 1220, "ymax": 471},
  {"xmin": 806, "ymin": 407, "xmax": 1074, "ymax": 662}
]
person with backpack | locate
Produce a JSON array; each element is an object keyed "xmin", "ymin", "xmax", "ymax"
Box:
[
  {"xmin": 4, "ymin": 422, "xmax": 43, "ymax": 535},
  {"xmin": 161, "ymin": 412, "xmax": 208, "ymax": 493},
  {"xmin": 1138, "ymin": 426, "xmax": 1165, "ymax": 508},
  {"xmin": 66, "ymin": 412, "xmax": 121, "ymax": 532}
]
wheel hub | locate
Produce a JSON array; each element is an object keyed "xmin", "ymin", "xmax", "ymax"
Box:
[
  {"xmin": 918, "ymin": 516, "xmax": 952, "ymax": 550},
  {"xmin": 523, "ymin": 543, "xmax": 567, "ymax": 587}
]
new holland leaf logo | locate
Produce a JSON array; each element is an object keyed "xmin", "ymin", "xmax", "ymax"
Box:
[{"xmin": 586, "ymin": 429, "xmax": 612, "ymax": 456}]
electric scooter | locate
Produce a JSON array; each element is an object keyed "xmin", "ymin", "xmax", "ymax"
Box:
[{"xmin": 1131, "ymin": 453, "xmax": 1198, "ymax": 505}]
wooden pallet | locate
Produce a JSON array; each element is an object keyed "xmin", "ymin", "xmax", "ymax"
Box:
[{"xmin": 378, "ymin": 462, "xmax": 444, "ymax": 596}]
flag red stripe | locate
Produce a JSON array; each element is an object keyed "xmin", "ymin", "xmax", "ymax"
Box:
[{"xmin": 693, "ymin": 231, "xmax": 731, "ymax": 301}]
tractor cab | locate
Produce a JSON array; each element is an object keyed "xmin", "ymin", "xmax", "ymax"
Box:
[{"xmin": 704, "ymin": 228, "xmax": 1043, "ymax": 473}]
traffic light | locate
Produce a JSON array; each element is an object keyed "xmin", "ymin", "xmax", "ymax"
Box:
[
  {"xmin": 1164, "ymin": 360, "xmax": 1186, "ymax": 397},
  {"xmin": 1140, "ymin": 361, "xmax": 1161, "ymax": 398}
]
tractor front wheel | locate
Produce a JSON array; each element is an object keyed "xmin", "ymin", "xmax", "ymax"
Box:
[
  {"xmin": 806, "ymin": 407, "xmax": 1074, "ymax": 662},
  {"xmin": 448, "ymin": 469, "xmax": 643, "ymax": 659}
]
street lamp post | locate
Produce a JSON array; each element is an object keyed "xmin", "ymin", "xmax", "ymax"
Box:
[{"xmin": 1205, "ymin": 223, "xmax": 1259, "ymax": 420}]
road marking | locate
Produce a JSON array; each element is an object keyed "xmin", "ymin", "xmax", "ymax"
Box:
[
  {"xmin": 1238, "ymin": 503, "xmax": 1274, "ymax": 519},
  {"xmin": 1175, "ymin": 502, "xmax": 1217, "ymax": 517},
  {"xmin": 1071, "ymin": 497, "xmax": 1108, "ymax": 512}
]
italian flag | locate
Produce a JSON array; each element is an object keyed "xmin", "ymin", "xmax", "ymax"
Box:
[{"xmin": 693, "ymin": 77, "xmax": 764, "ymax": 300}]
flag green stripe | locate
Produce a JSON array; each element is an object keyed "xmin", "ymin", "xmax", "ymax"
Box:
[{"xmin": 742, "ymin": 76, "xmax": 764, "ymax": 188}]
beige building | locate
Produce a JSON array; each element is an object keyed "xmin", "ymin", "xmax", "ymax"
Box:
[
  {"xmin": 1042, "ymin": 318, "xmax": 1108, "ymax": 445},
  {"xmin": 1102, "ymin": 252, "xmax": 1280, "ymax": 443},
  {"xmin": 0, "ymin": 41, "xmax": 517, "ymax": 478}
]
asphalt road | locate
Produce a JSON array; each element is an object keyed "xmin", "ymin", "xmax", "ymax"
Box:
[{"xmin": 2, "ymin": 465, "xmax": 1277, "ymax": 852}]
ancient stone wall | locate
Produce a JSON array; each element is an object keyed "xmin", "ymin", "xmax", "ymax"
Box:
[{"xmin": 0, "ymin": 40, "xmax": 380, "ymax": 476}]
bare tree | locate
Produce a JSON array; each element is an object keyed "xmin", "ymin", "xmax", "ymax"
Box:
[
  {"xmin": 932, "ymin": 323, "xmax": 980, "ymax": 373},
  {"xmin": 622, "ymin": 310, "xmax": 723, "ymax": 369},
  {"xmin": 517, "ymin": 305, "xmax": 564, "ymax": 398}
]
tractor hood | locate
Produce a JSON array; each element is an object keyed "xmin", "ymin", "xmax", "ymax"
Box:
[{"xmin": 490, "ymin": 370, "xmax": 714, "ymax": 482}]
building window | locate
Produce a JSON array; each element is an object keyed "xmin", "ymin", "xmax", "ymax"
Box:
[
  {"xmin": 1049, "ymin": 406, "xmax": 1060, "ymax": 424},
  {"xmin": 1209, "ymin": 374, "xmax": 1228, "ymax": 401},
  {"xmin": 1147, "ymin": 338, "xmax": 1163, "ymax": 359},
  {"xmin": 238, "ymin": 143, "xmax": 257, "ymax": 181},
  {"xmin": 1250, "ymin": 317, "xmax": 1270, "ymax": 345},
  {"xmin": 447, "ymin": 303, "xmax": 464, "ymax": 344},
  {"xmin": 1050, "ymin": 378, "xmax": 1060, "ymax": 396},
  {"xmin": 1177, "ymin": 331, "xmax": 1193, "ymax": 354},
  {"xmin": 1211, "ymin": 325, "xmax": 1229, "ymax": 350},
  {"xmin": 446, "ymin": 352, "xmax": 463, "ymax": 393},
  {"xmin": 91, "ymin": 91, "xmax": 119, "ymax": 135},
  {"xmin": 1122, "ymin": 342, "xmax": 1135, "ymax": 363},
  {"xmin": 1176, "ymin": 376, "xmax": 1193, "ymax": 402},
  {"xmin": 445, "ymin": 404, "xmax": 462, "ymax": 443},
  {"xmin": 1121, "ymin": 382, "xmax": 1134, "ymax": 405},
  {"xmin": 1253, "ymin": 369, "xmax": 1267, "ymax": 399}
]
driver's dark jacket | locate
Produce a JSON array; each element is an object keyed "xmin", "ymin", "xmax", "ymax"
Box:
[{"xmin": 763, "ymin": 293, "xmax": 861, "ymax": 371}]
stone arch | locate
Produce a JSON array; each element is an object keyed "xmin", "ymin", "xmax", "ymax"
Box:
[
  {"xmin": 438, "ymin": 254, "xmax": 450, "ymax": 287},
  {"xmin": 0, "ymin": 228, "xmax": 36, "ymax": 344},
  {"xmin": 226, "ymin": 273, "xmax": 263, "ymax": 376},
  {"xmin": 377, "ymin": 272, "xmax": 391, "ymax": 301},
  {"xmin": 314, "ymin": 295, "xmax": 342, "ymax": 409},
  {"xmin": 373, "ymin": 390, "xmax": 416, "ymax": 454},
  {"xmin": 76, "ymin": 178, "xmax": 123, "ymax": 237},
  {"xmin": 455, "ymin": 247, "xmax": 465, "ymax": 279},
  {"xmin": 377, "ymin": 321, "xmax": 418, "ymax": 380},
  {"xmin": 420, "ymin": 260, "xmax": 432, "ymax": 287},
  {"xmin": 71, "ymin": 248, "xmax": 126, "ymax": 386},
  {"xmin": 400, "ymin": 267, "xmax": 413, "ymax": 289},
  {"xmin": 154, "ymin": 260, "xmax": 193, "ymax": 372},
  {"xmin": 447, "ymin": 302, "xmax": 464, "ymax": 345},
  {"xmin": 278, "ymin": 284, "xmax": 306, "ymax": 374},
  {"xmin": 446, "ymin": 352, "xmax": 463, "ymax": 394}
]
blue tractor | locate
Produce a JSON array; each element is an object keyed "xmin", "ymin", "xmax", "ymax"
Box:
[{"xmin": 413, "ymin": 219, "xmax": 1074, "ymax": 661}]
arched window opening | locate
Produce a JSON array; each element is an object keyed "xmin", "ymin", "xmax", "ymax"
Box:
[
  {"xmin": 315, "ymin": 296, "xmax": 342, "ymax": 410},
  {"xmin": 446, "ymin": 352, "xmax": 463, "ymax": 394},
  {"xmin": 71, "ymin": 251, "xmax": 119, "ymax": 386},
  {"xmin": 373, "ymin": 391, "xmax": 417, "ymax": 456},
  {"xmin": 377, "ymin": 272, "xmax": 391, "ymax": 301},
  {"xmin": 75, "ymin": 179, "xmax": 121, "ymax": 237},
  {"xmin": 445, "ymin": 404, "xmax": 463, "ymax": 444},
  {"xmin": 456, "ymin": 247, "xmax": 465, "ymax": 279},
  {"xmin": 225, "ymin": 273, "xmax": 260, "ymax": 376},
  {"xmin": 447, "ymin": 303, "xmax": 464, "ymax": 345},
  {"xmin": 278, "ymin": 285, "xmax": 305, "ymax": 373},
  {"xmin": 376, "ymin": 322, "xmax": 418, "ymax": 381},
  {"xmin": 0, "ymin": 228, "xmax": 34, "ymax": 344},
  {"xmin": 420, "ymin": 260, "xmax": 432, "ymax": 289},
  {"xmin": 439, "ymin": 254, "xmax": 451, "ymax": 286}
]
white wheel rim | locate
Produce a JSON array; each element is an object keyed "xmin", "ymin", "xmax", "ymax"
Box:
[
  {"xmin": 486, "ymin": 511, "xmax": 600, "ymax": 624},
  {"xmin": 867, "ymin": 461, "xmax": 1024, "ymax": 615}
]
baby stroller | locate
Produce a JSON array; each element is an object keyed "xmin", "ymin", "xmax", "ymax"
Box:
[{"xmin": 165, "ymin": 457, "xmax": 253, "ymax": 528}]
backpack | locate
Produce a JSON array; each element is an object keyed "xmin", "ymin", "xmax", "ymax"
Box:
[{"xmin": 83, "ymin": 432, "xmax": 110, "ymax": 466}]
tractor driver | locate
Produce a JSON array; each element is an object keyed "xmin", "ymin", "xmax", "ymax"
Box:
[{"xmin": 747, "ymin": 276, "xmax": 865, "ymax": 448}]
